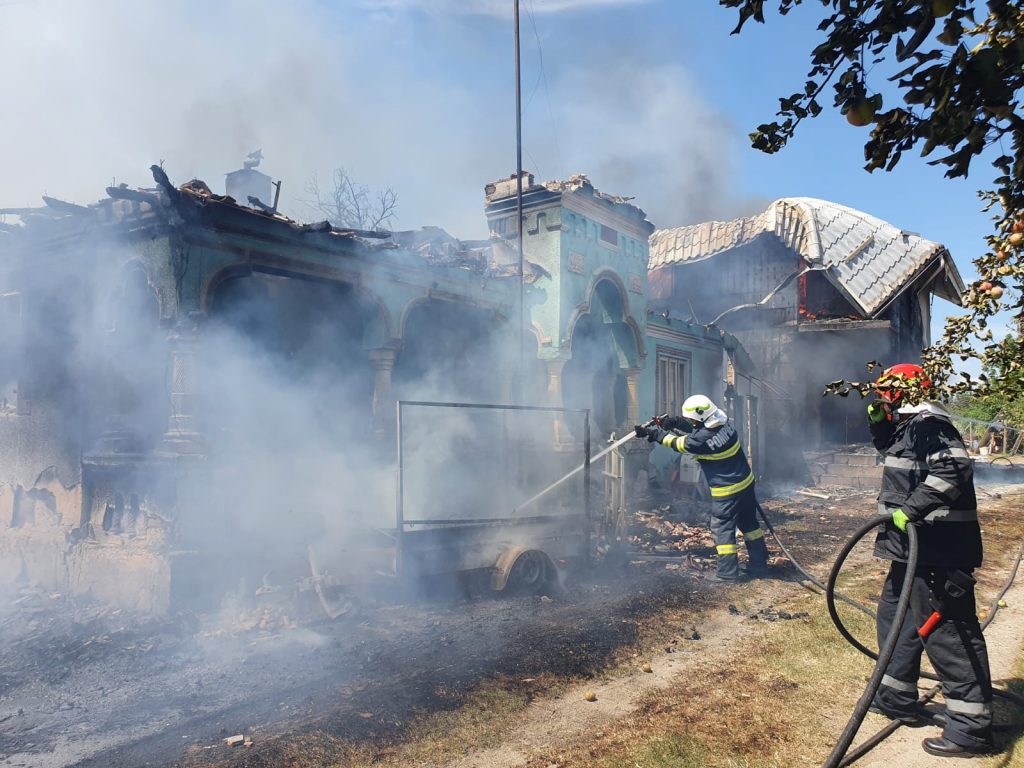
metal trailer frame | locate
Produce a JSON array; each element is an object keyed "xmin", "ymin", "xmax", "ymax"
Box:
[{"xmin": 396, "ymin": 400, "xmax": 591, "ymax": 581}]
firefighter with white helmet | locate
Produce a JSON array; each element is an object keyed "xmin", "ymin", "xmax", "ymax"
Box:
[{"xmin": 635, "ymin": 394, "xmax": 769, "ymax": 581}]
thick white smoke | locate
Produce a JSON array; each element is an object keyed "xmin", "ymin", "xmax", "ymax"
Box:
[{"xmin": 0, "ymin": 0, "xmax": 753, "ymax": 235}]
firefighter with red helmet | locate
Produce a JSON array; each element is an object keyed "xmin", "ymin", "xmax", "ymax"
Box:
[
  {"xmin": 867, "ymin": 363, "xmax": 994, "ymax": 757},
  {"xmin": 635, "ymin": 394, "xmax": 769, "ymax": 582}
]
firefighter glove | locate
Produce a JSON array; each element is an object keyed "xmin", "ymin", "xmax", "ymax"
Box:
[
  {"xmin": 867, "ymin": 400, "xmax": 890, "ymax": 424},
  {"xmin": 634, "ymin": 424, "xmax": 650, "ymax": 440},
  {"xmin": 892, "ymin": 508, "xmax": 911, "ymax": 533},
  {"xmin": 661, "ymin": 416, "xmax": 694, "ymax": 433}
]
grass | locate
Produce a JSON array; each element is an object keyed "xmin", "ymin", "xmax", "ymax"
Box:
[
  {"xmin": 623, "ymin": 735, "xmax": 724, "ymax": 768},
  {"xmin": 393, "ymin": 682, "xmax": 533, "ymax": 762},
  {"xmin": 181, "ymin": 677, "xmax": 542, "ymax": 768},
  {"xmin": 986, "ymin": 630, "xmax": 1024, "ymax": 767},
  {"xmin": 572, "ymin": 584, "xmax": 881, "ymax": 768},
  {"xmin": 330, "ymin": 678, "xmax": 542, "ymax": 768}
]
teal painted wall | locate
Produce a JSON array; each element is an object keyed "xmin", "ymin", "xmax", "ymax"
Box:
[
  {"xmin": 639, "ymin": 316, "xmax": 728, "ymax": 485},
  {"xmin": 556, "ymin": 208, "xmax": 648, "ymax": 364}
]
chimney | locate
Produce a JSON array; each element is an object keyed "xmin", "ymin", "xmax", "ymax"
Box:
[{"xmin": 225, "ymin": 150, "xmax": 272, "ymax": 208}]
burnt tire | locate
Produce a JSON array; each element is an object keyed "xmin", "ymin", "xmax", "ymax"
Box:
[{"xmin": 506, "ymin": 550, "xmax": 551, "ymax": 595}]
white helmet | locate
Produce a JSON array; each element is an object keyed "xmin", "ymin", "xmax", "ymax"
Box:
[{"xmin": 682, "ymin": 395, "xmax": 727, "ymax": 428}]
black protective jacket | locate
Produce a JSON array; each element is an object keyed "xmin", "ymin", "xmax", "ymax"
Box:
[
  {"xmin": 870, "ymin": 407, "xmax": 982, "ymax": 568},
  {"xmin": 650, "ymin": 421, "xmax": 754, "ymax": 499}
]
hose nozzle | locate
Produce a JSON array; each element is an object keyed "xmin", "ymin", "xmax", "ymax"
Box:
[{"xmin": 642, "ymin": 413, "xmax": 669, "ymax": 429}]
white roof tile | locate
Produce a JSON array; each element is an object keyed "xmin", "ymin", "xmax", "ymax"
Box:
[{"xmin": 648, "ymin": 198, "xmax": 962, "ymax": 317}]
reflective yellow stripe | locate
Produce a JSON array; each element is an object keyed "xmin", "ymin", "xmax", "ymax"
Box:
[
  {"xmin": 660, "ymin": 434, "xmax": 687, "ymax": 453},
  {"xmin": 694, "ymin": 441, "xmax": 741, "ymax": 461},
  {"xmin": 709, "ymin": 471, "xmax": 755, "ymax": 498},
  {"xmin": 716, "ymin": 544, "xmax": 739, "ymax": 555},
  {"xmin": 743, "ymin": 528, "xmax": 764, "ymax": 542}
]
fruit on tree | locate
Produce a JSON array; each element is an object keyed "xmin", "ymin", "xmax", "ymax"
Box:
[{"xmin": 846, "ymin": 99, "xmax": 876, "ymax": 127}]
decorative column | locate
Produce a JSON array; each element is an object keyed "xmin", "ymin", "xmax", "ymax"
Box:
[
  {"xmin": 624, "ymin": 367, "xmax": 642, "ymax": 427},
  {"xmin": 369, "ymin": 347, "xmax": 398, "ymax": 439},
  {"xmin": 544, "ymin": 358, "xmax": 570, "ymax": 446},
  {"xmin": 160, "ymin": 320, "xmax": 205, "ymax": 454}
]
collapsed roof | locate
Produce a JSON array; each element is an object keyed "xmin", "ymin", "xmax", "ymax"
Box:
[
  {"xmin": 0, "ymin": 166, "xmax": 547, "ymax": 282},
  {"xmin": 648, "ymin": 197, "xmax": 965, "ymax": 318}
]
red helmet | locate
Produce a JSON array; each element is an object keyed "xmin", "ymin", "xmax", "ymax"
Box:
[{"xmin": 876, "ymin": 363, "xmax": 931, "ymax": 403}]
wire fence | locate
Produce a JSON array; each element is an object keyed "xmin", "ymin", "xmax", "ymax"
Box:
[{"xmin": 949, "ymin": 414, "xmax": 1024, "ymax": 456}]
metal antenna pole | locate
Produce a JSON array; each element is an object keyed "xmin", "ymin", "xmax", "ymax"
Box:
[{"xmin": 514, "ymin": 0, "xmax": 525, "ymax": 405}]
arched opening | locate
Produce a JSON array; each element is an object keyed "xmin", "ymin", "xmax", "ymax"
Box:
[
  {"xmin": 562, "ymin": 277, "xmax": 637, "ymax": 439},
  {"xmin": 185, "ymin": 272, "xmax": 386, "ymax": 603},
  {"xmin": 394, "ymin": 300, "xmax": 544, "ymax": 404},
  {"xmin": 202, "ymin": 272, "xmax": 378, "ymax": 451}
]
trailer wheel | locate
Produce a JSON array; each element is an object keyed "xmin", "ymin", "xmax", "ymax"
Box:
[{"xmin": 495, "ymin": 548, "xmax": 552, "ymax": 593}]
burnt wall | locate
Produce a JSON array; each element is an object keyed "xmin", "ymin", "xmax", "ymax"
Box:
[
  {"xmin": 650, "ymin": 239, "xmax": 933, "ymax": 474},
  {"xmin": 0, "ymin": 240, "xmax": 171, "ymax": 605},
  {"xmin": 883, "ymin": 289, "xmax": 927, "ymax": 363}
]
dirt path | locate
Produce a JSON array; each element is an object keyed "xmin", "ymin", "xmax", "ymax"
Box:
[
  {"xmin": 448, "ymin": 578, "xmax": 804, "ymax": 768},
  {"xmin": 446, "ymin": 489, "xmax": 1024, "ymax": 768}
]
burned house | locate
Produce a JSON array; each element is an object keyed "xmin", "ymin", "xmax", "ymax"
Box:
[
  {"xmin": 648, "ymin": 197, "xmax": 965, "ymax": 475},
  {"xmin": 0, "ymin": 166, "xmax": 752, "ymax": 612}
]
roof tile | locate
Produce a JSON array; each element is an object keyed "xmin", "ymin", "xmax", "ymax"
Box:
[{"xmin": 648, "ymin": 197, "xmax": 959, "ymax": 315}]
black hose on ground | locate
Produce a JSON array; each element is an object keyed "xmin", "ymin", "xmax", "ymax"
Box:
[
  {"xmin": 982, "ymin": 540, "xmax": 1024, "ymax": 632},
  {"xmin": 756, "ymin": 502, "xmax": 875, "ymax": 619},
  {"xmin": 758, "ymin": 502, "xmax": 1024, "ymax": 704},
  {"xmin": 836, "ymin": 684, "xmax": 942, "ymax": 768},
  {"xmin": 820, "ymin": 517, "xmax": 920, "ymax": 768},
  {"xmin": 824, "ymin": 519, "xmax": 1024, "ymax": 708},
  {"xmin": 755, "ymin": 502, "xmax": 1024, "ymax": 767}
]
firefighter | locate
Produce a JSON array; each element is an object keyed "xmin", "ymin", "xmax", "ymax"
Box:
[
  {"xmin": 867, "ymin": 363, "xmax": 994, "ymax": 757},
  {"xmin": 634, "ymin": 394, "xmax": 769, "ymax": 581}
]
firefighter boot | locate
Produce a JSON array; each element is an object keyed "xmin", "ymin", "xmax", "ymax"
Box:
[
  {"xmin": 714, "ymin": 549, "xmax": 741, "ymax": 580},
  {"xmin": 743, "ymin": 529, "xmax": 770, "ymax": 577}
]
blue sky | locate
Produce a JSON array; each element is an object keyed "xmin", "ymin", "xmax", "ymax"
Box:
[
  {"xmin": 461, "ymin": 0, "xmax": 991, "ymax": 341},
  {"xmin": 0, "ymin": 0, "xmax": 996, "ymax": 344}
]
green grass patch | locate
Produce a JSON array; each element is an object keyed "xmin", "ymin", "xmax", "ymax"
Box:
[
  {"xmin": 335, "ymin": 679, "xmax": 537, "ymax": 768},
  {"xmin": 617, "ymin": 734, "xmax": 731, "ymax": 768},
  {"xmin": 987, "ymin": 645, "xmax": 1024, "ymax": 767}
]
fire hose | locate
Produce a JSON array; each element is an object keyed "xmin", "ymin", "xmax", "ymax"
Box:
[
  {"xmin": 754, "ymin": 503, "xmax": 1024, "ymax": 766},
  {"xmin": 628, "ymin": 427, "xmax": 1023, "ymax": 763},
  {"xmin": 820, "ymin": 516, "xmax": 919, "ymax": 768}
]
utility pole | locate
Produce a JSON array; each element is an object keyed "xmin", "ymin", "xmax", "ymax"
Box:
[{"xmin": 514, "ymin": 0, "xmax": 525, "ymax": 405}]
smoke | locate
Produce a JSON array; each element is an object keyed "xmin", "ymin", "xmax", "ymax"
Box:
[
  {"xmin": 0, "ymin": 210, "xmax": 598, "ymax": 613},
  {"xmin": 0, "ymin": 0, "xmax": 755, "ymax": 615},
  {"xmin": 543, "ymin": 61, "xmax": 760, "ymax": 228},
  {"xmin": 0, "ymin": 0, "xmax": 752, "ymax": 236}
]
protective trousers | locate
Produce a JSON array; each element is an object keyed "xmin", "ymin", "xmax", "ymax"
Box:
[
  {"xmin": 709, "ymin": 486, "xmax": 769, "ymax": 579},
  {"xmin": 874, "ymin": 562, "xmax": 993, "ymax": 749}
]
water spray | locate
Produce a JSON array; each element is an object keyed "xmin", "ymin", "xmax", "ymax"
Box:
[{"xmin": 511, "ymin": 415, "xmax": 667, "ymax": 515}]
